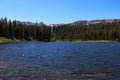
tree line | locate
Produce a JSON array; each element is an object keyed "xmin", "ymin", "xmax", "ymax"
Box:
[
  {"xmin": 0, "ymin": 17, "xmax": 120, "ymax": 42},
  {"xmin": 0, "ymin": 17, "xmax": 51, "ymax": 41},
  {"xmin": 52, "ymin": 21, "xmax": 120, "ymax": 41}
]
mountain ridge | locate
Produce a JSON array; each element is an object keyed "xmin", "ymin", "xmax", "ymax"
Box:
[
  {"xmin": 11, "ymin": 19, "xmax": 120, "ymax": 27},
  {"xmin": 46, "ymin": 19, "xmax": 120, "ymax": 27}
]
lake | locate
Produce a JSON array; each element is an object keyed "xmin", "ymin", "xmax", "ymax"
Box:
[{"xmin": 0, "ymin": 42, "xmax": 120, "ymax": 80}]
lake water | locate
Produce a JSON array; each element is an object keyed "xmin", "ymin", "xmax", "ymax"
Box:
[{"xmin": 0, "ymin": 42, "xmax": 120, "ymax": 80}]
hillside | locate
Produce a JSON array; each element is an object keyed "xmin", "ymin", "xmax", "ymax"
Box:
[{"xmin": 0, "ymin": 17, "xmax": 120, "ymax": 42}]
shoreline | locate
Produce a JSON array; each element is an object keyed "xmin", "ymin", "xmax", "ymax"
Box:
[
  {"xmin": 0, "ymin": 37, "xmax": 26, "ymax": 43},
  {"xmin": 0, "ymin": 38, "xmax": 117, "ymax": 43},
  {"xmin": 53, "ymin": 40, "xmax": 114, "ymax": 42}
]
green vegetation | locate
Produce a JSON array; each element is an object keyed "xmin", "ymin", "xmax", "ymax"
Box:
[
  {"xmin": 0, "ymin": 17, "xmax": 51, "ymax": 42},
  {"xmin": 0, "ymin": 37, "xmax": 25, "ymax": 43},
  {"xmin": 52, "ymin": 22, "xmax": 120, "ymax": 42},
  {"xmin": 0, "ymin": 17, "xmax": 120, "ymax": 43}
]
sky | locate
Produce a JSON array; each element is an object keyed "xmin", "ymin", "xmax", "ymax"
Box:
[{"xmin": 0, "ymin": 0, "xmax": 120, "ymax": 24}]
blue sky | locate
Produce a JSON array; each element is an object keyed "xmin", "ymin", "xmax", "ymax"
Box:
[{"xmin": 0, "ymin": 0, "xmax": 120, "ymax": 24}]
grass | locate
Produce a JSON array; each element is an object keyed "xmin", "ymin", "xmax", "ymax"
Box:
[
  {"xmin": 73, "ymin": 40, "xmax": 113, "ymax": 42},
  {"xmin": 0, "ymin": 37, "xmax": 25, "ymax": 43},
  {"xmin": 0, "ymin": 37, "xmax": 116, "ymax": 43},
  {"xmin": 55, "ymin": 39, "xmax": 113, "ymax": 42},
  {"xmin": 0, "ymin": 37, "xmax": 43, "ymax": 43}
]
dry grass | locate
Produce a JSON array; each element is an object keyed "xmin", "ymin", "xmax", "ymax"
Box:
[{"xmin": 0, "ymin": 37, "xmax": 25, "ymax": 43}]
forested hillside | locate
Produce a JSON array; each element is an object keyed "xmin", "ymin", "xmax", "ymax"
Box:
[
  {"xmin": 53, "ymin": 22, "xmax": 120, "ymax": 41},
  {"xmin": 0, "ymin": 18, "xmax": 51, "ymax": 41},
  {"xmin": 0, "ymin": 17, "xmax": 120, "ymax": 42}
]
